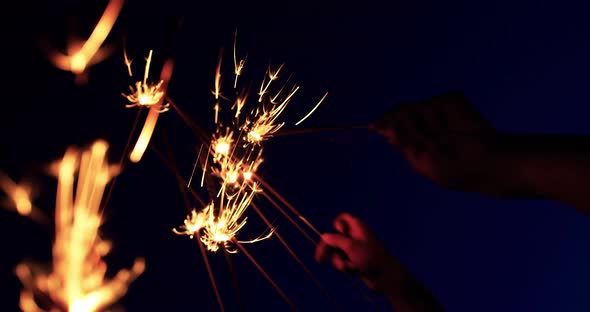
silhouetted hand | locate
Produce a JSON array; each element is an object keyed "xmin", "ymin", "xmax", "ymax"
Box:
[
  {"xmin": 370, "ymin": 92, "xmax": 503, "ymax": 194},
  {"xmin": 316, "ymin": 212, "xmax": 445, "ymax": 311}
]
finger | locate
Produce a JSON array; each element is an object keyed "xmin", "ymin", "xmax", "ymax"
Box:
[
  {"xmin": 436, "ymin": 92, "xmax": 492, "ymax": 132},
  {"xmin": 314, "ymin": 238, "xmax": 332, "ymax": 263},
  {"xmin": 371, "ymin": 106, "xmax": 397, "ymax": 133},
  {"xmin": 333, "ymin": 214, "xmax": 350, "ymax": 236},
  {"xmin": 333, "ymin": 213, "xmax": 370, "ymax": 241},
  {"xmin": 330, "ymin": 253, "xmax": 351, "ymax": 272},
  {"xmin": 371, "ymin": 103, "xmax": 414, "ymax": 144},
  {"xmin": 370, "ymin": 119, "xmax": 398, "ymax": 145},
  {"xmin": 320, "ymin": 233, "xmax": 355, "ymax": 254}
]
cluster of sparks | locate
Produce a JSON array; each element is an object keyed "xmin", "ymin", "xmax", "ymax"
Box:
[
  {"xmin": 173, "ymin": 34, "xmax": 327, "ymax": 253},
  {"xmin": 13, "ymin": 140, "xmax": 144, "ymax": 312}
]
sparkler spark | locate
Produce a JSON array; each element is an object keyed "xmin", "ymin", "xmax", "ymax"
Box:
[
  {"xmin": 294, "ymin": 91, "xmax": 328, "ymax": 126},
  {"xmin": 129, "ymin": 58, "xmax": 174, "ymax": 163},
  {"xmin": 15, "ymin": 140, "xmax": 144, "ymax": 312},
  {"xmin": 233, "ymin": 29, "xmax": 247, "ymax": 89},
  {"xmin": 174, "ymin": 185, "xmax": 271, "ymax": 253},
  {"xmin": 122, "ymin": 50, "xmax": 169, "ymax": 112},
  {"xmin": 174, "ymin": 32, "xmax": 330, "ymax": 256}
]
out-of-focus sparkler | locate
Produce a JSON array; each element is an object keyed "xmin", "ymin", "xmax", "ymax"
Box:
[
  {"xmin": 0, "ymin": 174, "xmax": 47, "ymax": 223},
  {"xmin": 15, "ymin": 140, "xmax": 144, "ymax": 312},
  {"xmin": 48, "ymin": 0, "xmax": 124, "ymax": 79}
]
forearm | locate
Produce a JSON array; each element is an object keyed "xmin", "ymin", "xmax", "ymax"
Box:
[
  {"xmin": 487, "ymin": 132, "xmax": 590, "ymax": 214},
  {"xmin": 382, "ymin": 262, "xmax": 445, "ymax": 312}
]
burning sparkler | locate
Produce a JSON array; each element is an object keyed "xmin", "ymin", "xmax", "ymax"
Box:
[
  {"xmin": 15, "ymin": 140, "xmax": 144, "ymax": 312},
  {"xmin": 122, "ymin": 49, "xmax": 169, "ymax": 112},
  {"xmin": 128, "ymin": 56, "xmax": 174, "ymax": 163},
  {"xmin": 173, "ymin": 33, "xmax": 328, "ymax": 255}
]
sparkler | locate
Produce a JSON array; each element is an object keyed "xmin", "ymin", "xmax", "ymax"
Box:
[
  {"xmin": 122, "ymin": 49, "xmax": 169, "ymax": 112},
  {"xmin": 15, "ymin": 140, "xmax": 144, "ymax": 312},
  {"xmin": 171, "ymin": 29, "xmax": 331, "ymax": 254},
  {"xmin": 47, "ymin": 0, "xmax": 124, "ymax": 80},
  {"xmin": 128, "ymin": 56, "xmax": 174, "ymax": 163},
  {"xmin": 0, "ymin": 173, "xmax": 47, "ymax": 223}
]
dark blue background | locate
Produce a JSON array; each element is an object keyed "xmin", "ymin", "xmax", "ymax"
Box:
[{"xmin": 2, "ymin": 0, "xmax": 590, "ymax": 311}]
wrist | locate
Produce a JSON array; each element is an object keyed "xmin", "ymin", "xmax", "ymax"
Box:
[
  {"xmin": 483, "ymin": 132, "xmax": 536, "ymax": 198},
  {"xmin": 382, "ymin": 265, "xmax": 445, "ymax": 312}
]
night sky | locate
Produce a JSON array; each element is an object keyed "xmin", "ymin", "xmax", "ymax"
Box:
[{"xmin": 3, "ymin": 0, "xmax": 590, "ymax": 311}]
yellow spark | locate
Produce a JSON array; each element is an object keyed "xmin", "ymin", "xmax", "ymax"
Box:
[
  {"xmin": 294, "ymin": 91, "xmax": 328, "ymax": 126},
  {"xmin": 213, "ymin": 50, "xmax": 223, "ymax": 100},
  {"xmin": 122, "ymin": 50, "xmax": 169, "ymax": 112},
  {"xmin": 49, "ymin": 0, "xmax": 124, "ymax": 75},
  {"xmin": 211, "ymin": 128, "xmax": 234, "ymax": 161},
  {"xmin": 246, "ymin": 85, "xmax": 299, "ymax": 144},
  {"xmin": 174, "ymin": 184, "xmax": 271, "ymax": 253},
  {"xmin": 233, "ymin": 29, "xmax": 246, "ymax": 89},
  {"xmin": 258, "ymin": 63, "xmax": 285, "ymax": 102},
  {"xmin": 173, "ymin": 206, "xmax": 210, "ymax": 238},
  {"xmin": 232, "ymin": 89, "xmax": 248, "ymax": 119},
  {"xmin": 214, "ymin": 101, "xmax": 220, "ymax": 124},
  {"xmin": 123, "ymin": 47, "xmax": 133, "ymax": 77},
  {"xmin": 15, "ymin": 140, "xmax": 144, "ymax": 312},
  {"xmin": 129, "ymin": 59, "xmax": 174, "ymax": 163}
]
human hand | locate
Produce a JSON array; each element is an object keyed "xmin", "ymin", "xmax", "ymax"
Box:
[
  {"xmin": 315, "ymin": 212, "xmax": 401, "ymax": 292},
  {"xmin": 315, "ymin": 213, "xmax": 446, "ymax": 311},
  {"xmin": 370, "ymin": 92, "xmax": 500, "ymax": 193}
]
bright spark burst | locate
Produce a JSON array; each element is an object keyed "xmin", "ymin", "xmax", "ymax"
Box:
[
  {"xmin": 128, "ymin": 59, "xmax": 174, "ymax": 163},
  {"xmin": 122, "ymin": 50, "xmax": 169, "ymax": 112},
  {"xmin": 15, "ymin": 140, "xmax": 144, "ymax": 312},
  {"xmin": 174, "ymin": 184, "xmax": 272, "ymax": 253},
  {"xmin": 174, "ymin": 33, "xmax": 326, "ymax": 254}
]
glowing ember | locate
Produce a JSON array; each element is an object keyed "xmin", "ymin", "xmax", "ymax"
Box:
[{"xmin": 15, "ymin": 140, "xmax": 144, "ymax": 312}]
